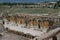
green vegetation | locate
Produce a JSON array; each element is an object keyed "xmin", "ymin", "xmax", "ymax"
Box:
[
  {"xmin": 0, "ymin": 3, "xmax": 37, "ymax": 5},
  {"xmin": 1, "ymin": 7, "xmax": 60, "ymax": 14},
  {"xmin": 0, "ymin": 5, "xmax": 60, "ymax": 14},
  {"xmin": 53, "ymin": 1, "xmax": 60, "ymax": 9},
  {"xmin": 0, "ymin": 1, "xmax": 60, "ymax": 14}
]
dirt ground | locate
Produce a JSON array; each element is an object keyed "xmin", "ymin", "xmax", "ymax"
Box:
[
  {"xmin": 0, "ymin": 32, "xmax": 29, "ymax": 40},
  {"xmin": 57, "ymin": 33, "xmax": 60, "ymax": 40},
  {"xmin": 0, "ymin": 24, "xmax": 60, "ymax": 40}
]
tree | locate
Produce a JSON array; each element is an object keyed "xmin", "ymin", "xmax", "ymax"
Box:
[{"xmin": 53, "ymin": 1, "xmax": 60, "ymax": 9}]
